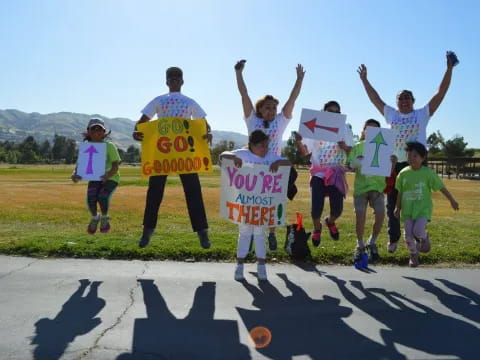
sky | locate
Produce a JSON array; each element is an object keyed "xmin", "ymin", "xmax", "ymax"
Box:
[{"xmin": 1, "ymin": 0, "xmax": 479, "ymax": 147}]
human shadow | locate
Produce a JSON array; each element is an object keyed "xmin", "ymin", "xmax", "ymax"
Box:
[
  {"xmin": 31, "ymin": 279, "xmax": 106, "ymax": 360},
  {"xmin": 327, "ymin": 275, "xmax": 480, "ymax": 359},
  {"xmin": 237, "ymin": 273, "xmax": 405, "ymax": 360},
  {"xmin": 405, "ymin": 276, "xmax": 480, "ymax": 323},
  {"xmin": 117, "ymin": 279, "xmax": 249, "ymax": 359}
]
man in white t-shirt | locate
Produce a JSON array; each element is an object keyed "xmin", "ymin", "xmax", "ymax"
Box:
[
  {"xmin": 133, "ymin": 67, "xmax": 212, "ymax": 249},
  {"xmin": 357, "ymin": 52, "xmax": 456, "ymax": 253}
]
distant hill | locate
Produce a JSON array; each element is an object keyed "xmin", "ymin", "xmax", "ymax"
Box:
[{"xmin": 0, "ymin": 109, "xmax": 248, "ymax": 150}]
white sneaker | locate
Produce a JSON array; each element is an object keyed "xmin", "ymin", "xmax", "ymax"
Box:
[
  {"xmin": 257, "ymin": 264, "xmax": 267, "ymax": 280},
  {"xmin": 234, "ymin": 264, "xmax": 244, "ymax": 281}
]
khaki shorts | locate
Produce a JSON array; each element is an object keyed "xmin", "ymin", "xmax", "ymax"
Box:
[{"xmin": 354, "ymin": 191, "xmax": 385, "ymax": 213}]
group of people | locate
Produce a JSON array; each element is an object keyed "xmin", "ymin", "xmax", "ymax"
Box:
[{"xmin": 71, "ymin": 53, "xmax": 460, "ymax": 280}]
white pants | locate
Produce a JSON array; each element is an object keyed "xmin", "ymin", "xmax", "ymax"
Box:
[{"xmin": 237, "ymin": 224, "xmax": 266, "ymax": 259}]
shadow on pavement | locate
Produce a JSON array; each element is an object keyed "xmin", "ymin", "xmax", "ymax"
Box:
[
  {"xmin": 237, "ymin": 273, "xmax": 405, "ymax": 360},
  {"xmin": 327, "ymin": 275, "xmax": 480, "ymax": 359},
  {"xmin": 117, "ymin": 279, "xmax": 249, "ymax": 360},
  {"xmin": 31, "ymin": 279, "xmax": 105, "ymax": 360},
  {"xmin": 405, "ymin": 276, "xmax": 480, "ymax": 324}
]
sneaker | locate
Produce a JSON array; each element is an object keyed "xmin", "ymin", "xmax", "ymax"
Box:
[
  {"xmin": 138, "ymin": 228, "xmax": 154, "ymax": 248},
  {"xmin": 197, "ymin": 229, "xmax": 211, "ymax": 249},
  {"xmin": 325, "ymin": 218, "xmax": 339, "ymax": 240},
  {"xmin": 366, "ymin": 243, "xmax": 381, "ymax": 263},
  {"xmin": 234, "ymin": 264, "xmax": 244, "ymax": 281},
  {"xmin": 353, "ymin": 246, "xmax": 365, "ymax": 266},
  {"xmin": 409, "ymin": 252, "xmax": 419, "ymax": 267},
  {"xmin": 257, "ymin": 264, "xmax": 267, "ymax": 280},
  {"xmin": 87, "ymin": 216, "xmax": 100, "ymax": 234},
  {"xmin": 100, "ymin": 215, "xmax": 110, "ymax": 233},
  {"xmin": 387, "ymin": 241, "xmax": 398, "ymax": 253},
  {"xmin": 268, "ymin": 232, "xmax": 277, "ymax": 251},
  {"xmin": 416, "ymin": 233, "xmax": 431, "ymax": 253},
  {"xmin": 312, "ymin": 229, "xmax": 321, "ymax": 247},
  {"xmin": 354, "ymin": 247, "xmax": 369, "ymax": 268}
]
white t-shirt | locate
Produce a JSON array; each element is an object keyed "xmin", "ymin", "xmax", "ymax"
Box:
[
  {"xmin": 384, "ymin": 104, "xmax": 430, "ymax": 162},
  {"xmin": 245, "ymin": 110, "xmax": 290, "ymax": 156},
  {"xmin": 303, "ymin": 123, "xmax": 354, "ymax": 179},
  {"xmin": 222, "ymin": 148, "xmax": 284, "ymax": 166},
  {"xmin": 141, "ymin": 92, "xmax": 206, "ymax": 119}
]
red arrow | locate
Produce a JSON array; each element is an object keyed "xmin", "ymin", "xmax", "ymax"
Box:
[{"xmin": 303, "ymin": 118, "xmax": 339, "ymax": 134}]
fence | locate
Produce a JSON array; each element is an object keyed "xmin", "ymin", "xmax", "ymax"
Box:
[{"xmin": 428, "ymin": 157, "xmax": 480, "ymax": 180}]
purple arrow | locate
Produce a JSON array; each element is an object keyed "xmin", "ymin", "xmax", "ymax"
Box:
[{"xmin": 84, "ymin": 145, "xmax": 98, "ymax": 174}]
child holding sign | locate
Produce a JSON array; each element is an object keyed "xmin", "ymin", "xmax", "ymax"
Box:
[
  {"xmin": 295, "ymin": 101, "xmax": 353, "ymax": 247},
  {"xmin": 347, "ymin": 119, "xmax": 386, "ymax": 265},
  {"xmin": 220, "ymin": 130, "xmax": 291, "ymax": 281},
  {"xmin": 234, "ymin": 59, "xmax": 304, "ymax": 251},
  {"xmin": 394, "ymin": 142, "xmax": 459, "ymax": 267},
  {"xmin": 71, "ymin": 118, "xmax": 121, "ymax": 234}
]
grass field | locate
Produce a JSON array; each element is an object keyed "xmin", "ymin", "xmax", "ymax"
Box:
[{"xmin": 0, "ymin": 164, "xmax": 479, "ymax": 266}]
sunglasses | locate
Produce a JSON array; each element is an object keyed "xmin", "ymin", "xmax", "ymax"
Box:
[{"xmin": 89, "ymin": 126, "xmax": 105, "ymax": 132}]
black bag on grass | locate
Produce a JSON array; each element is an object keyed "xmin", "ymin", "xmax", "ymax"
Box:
[{"xmin": 285, "ymin": 212, "xmax": 311, "ymax": 260}]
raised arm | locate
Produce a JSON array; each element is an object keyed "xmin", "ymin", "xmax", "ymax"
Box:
[
  {"xmin": 428, "ymin": 53, "xmax": 455, "ymax": 116},
  {"xmin": 234, "ymin": 59, "xmax": 254, "ymax": 118},
  {"xmin": 293, "ymin": 132, "xmax": 311, "ymax": 157},
  {"xmin": 357, "ymin": 64, "xmax": 386, "ymax": 116},
  {"xmin": 282, "ymin": 64, "xmax": 305, "ymax": 119}
]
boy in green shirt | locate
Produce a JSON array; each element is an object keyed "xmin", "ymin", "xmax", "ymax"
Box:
[
  {"xmin": 394, "ymin": 141, "xmax": 459, "ymax": 267},
  {"xmin": 347, "ymin": 119, "xmax": 386, "ymax": 265}
]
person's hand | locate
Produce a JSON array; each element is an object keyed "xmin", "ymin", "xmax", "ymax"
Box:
[
  {"xmin": 450, "ymin": 199, "xmax": 459, "ymax": 211},
  {"xmin": 394, "ymin": 207, "xmax": 400, "ymax": 218},
  {"xmin": 71, "ymin": 174, "xmax": 81, "ymax": 183},
  {"xmin": 446, "ymin": 51, "xmax": 456, "ymax": 70},
  {"xmin": 234, "ymin": 59, "xmax": 246, "ymax": 72},
  {"xmin": 337, "ymin": 141, "xmax": 349, "ymax": 151},
  {"xmin": 296, "ymin": 64, "xmax": 305, "ymax": 80},
  {"xmin": 350, "ymin": 155, "xmax": 364, "ymax": 170},
  {"xmin": 270, "ymin": 160, "xmax": 282, "ymax": 173},
  {"xmin": 203, "ymin": 133, "xmax": 213, "ymax": 145},
  {"xmin": 132, "ymin": 131, "xmax": 144, "ymax": 141},
  {"xmin": 357, "ymin": 64, "xmax": 368, "ymax": 81},
  {"xmin": 293, "ymin": 131, "xmax": 302, "ymax": 142},
  {"xmin": 100, "ymin": 174, "xmax": 109, "ymax": 183},
  {"xmin": 233, "ymin": 156, "xmax": 242, "ymax": 168}
]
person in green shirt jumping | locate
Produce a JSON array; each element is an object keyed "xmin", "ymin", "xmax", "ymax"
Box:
[
  {"xmin": 394, "ymin": 141, "xmax": 459, "ymax": 267},
  {"xmin": 347, "ymin": 119, "xmax": 386, "ymax": 265},
  {"xmin": 71, "ymin": 118, "xmax": 121, "ymax": 234}
]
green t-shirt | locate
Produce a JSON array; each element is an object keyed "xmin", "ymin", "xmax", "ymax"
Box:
[
  {"xmin": 346, "ymin": 141, "xmax": 386, "ymax": 196},
  {"xmin": 104, "ymin": 140, "xmax": 121, "ymax": 183},
  {"xmin": 395, "ymin": 165, "xmax": 444, "ymax": 221}
]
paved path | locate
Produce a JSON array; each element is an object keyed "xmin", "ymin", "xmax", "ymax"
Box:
[{"xmin": 1, "ymin": 256, "xmax": 479, "ymax": 360}]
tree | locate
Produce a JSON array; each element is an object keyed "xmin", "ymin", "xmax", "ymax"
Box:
[
  {"xmin": 282, "ymin": 133, "xmax": 309, "ymax": 166},
  {"xmin": 18, "ymin": 136, "xmax": 40, "ymax": 163},
  {"xmin": 39, "ymin": 140, "xmax": 52, "ymax": 162},
  {"xmin": 52, "ymin": 134, "xmax": 67, "ymax": 161},
  {"xmin": 211, "ymin": 140, "xmax": 235, "ymax": 165},
  {"xmin": 64, "ymin": 139, "xmax": 77, "ymax": 164},
  {"xmin": 443, "ymin": 136, "xmax": 474, "ymax": 158},
  {"xmin": 427, "ymin": 131, "xmax": 445, "ymax": 156}
]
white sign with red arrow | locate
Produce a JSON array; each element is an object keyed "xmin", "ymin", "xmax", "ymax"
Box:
[
  {"xmin": 298, "ymin": 108, "xmax": 347, "ymax": 142},
  {"xmin": 77, "ymin": 142, "xmax": 106, "ymax": 181}
]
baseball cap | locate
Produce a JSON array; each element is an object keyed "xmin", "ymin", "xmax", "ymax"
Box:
[{"xmin": 87, "ymin": 118, "xmax": 106, "ymax": 130}]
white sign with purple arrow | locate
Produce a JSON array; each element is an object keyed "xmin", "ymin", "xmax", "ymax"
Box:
[
  {"xmin": 77, "ymin": 143, "xmax": 106, "ymax": 181},
  {"xmin": 298, "ymin": 108, "xmax": 347, "ymax": 142}
]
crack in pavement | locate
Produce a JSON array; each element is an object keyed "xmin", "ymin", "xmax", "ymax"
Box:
[
  {"xmin": 0, "ymin": 259, "xmax": 38, "ymax": 280},
  {"xmin": 78, "ymin": 262, "xmax": 149, "ymax": 360}
]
